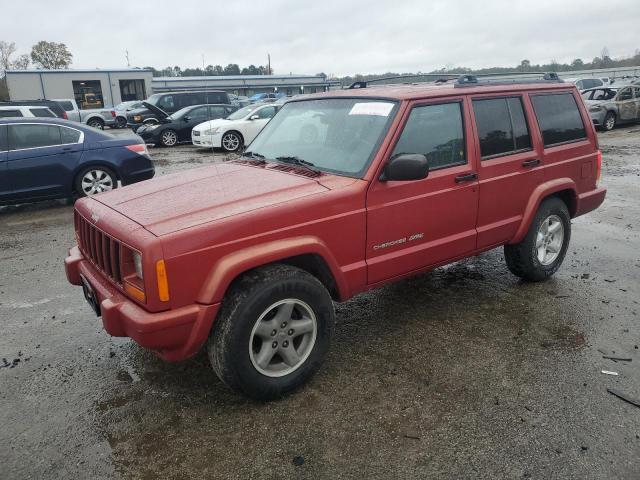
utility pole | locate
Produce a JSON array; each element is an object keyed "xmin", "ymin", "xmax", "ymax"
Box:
[
  {"xmin": 125, "ymin": 50, "xmax": 130, "ymax": 67},
  {"xmin": 267, "ymin": 53, "xmax": 271, "ymax": 75},
  {"xmin": 201, "ymin": 53, "xmax": 205, "ymax": 75}
]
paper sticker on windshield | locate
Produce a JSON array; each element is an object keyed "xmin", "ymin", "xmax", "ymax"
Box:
[{"xmin": 349, "ymin": 102, "xmax": 394, "ymax": 117}]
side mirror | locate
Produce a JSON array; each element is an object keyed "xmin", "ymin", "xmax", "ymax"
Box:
[
  {"xmin": 380, "ymin": 154, "xmax": 429, "ymax": 181},
  {"xmin": 183, "ymin": 116, "xmax": 191, "ymax": 122},
  {"xmin": 249, "ymin": 114, "xmax": 260, "ymax": 120}
]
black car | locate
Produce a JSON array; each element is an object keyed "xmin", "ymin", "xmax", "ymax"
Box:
[
  {"xmin": 0, "ymin": 118, "xmax": 154, "ymax": 205},
  {"xmin": 126, "ymin": 90, "xmax": 230, "ymax": 130},
  {"xmin": 135, "ymin": 104, "xmax": 238, "ymax": 147}
]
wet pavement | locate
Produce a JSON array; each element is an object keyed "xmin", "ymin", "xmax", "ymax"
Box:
[{"xmin": 1, "ymin": 126, "xmax": 639, "ymax": 479}]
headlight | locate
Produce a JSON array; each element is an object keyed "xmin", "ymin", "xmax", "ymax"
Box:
[
  {"xmin": 589, "ymin": 106, "xmax": 603, "ymax": 112},
  {"xmin": 132, "ymin": 251, "xmax": 143, "ymax": 279},
  {"xmin": 133, "ymin": 115, "xmax": 142, "ymax": 122},
  {"xmin": 204, "ymin": 127, "xmax": 220, "ymax": 135}
]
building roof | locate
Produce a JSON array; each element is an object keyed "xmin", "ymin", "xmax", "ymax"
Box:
[
  {"xmin": 6, "ymin": 68, "xmax": 152, "ymax": 74},
  {"xmin": 155, "ymin": 74, "xmax": 325, "ymax": 82}
]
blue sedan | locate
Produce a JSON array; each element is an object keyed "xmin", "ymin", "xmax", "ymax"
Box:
[{"xmin": 0, "ymin": 117, "xmax": 154, "ymax": 205}]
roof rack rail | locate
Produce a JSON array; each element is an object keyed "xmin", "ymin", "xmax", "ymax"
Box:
[
  {"xmin": 454, "ymin": 72, "xmax": 563, "ymax": 88},
  {"xmin": 347, "ymin": 73, "xmax": 458, "ymax": 89}
]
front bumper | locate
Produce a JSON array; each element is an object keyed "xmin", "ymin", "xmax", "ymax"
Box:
[
  {"xmin": 65, "ymin": 246, "xmax": 220, "ymax": 361},
  {"xmin": 589, "ymin": 109, "xmax": 607, "ymax": 126},
  {"xmin": 191, "ymin": 131, "xmax": 221, "ymax": 148}
]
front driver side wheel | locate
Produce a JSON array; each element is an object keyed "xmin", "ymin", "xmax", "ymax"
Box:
[
  {"xmin": 75, "ymin": 166, "xmax": 117, "ymax": 197},
  {"xmin": 160, "ymin": 129, "xmax": 178, "ymax": 147},
  {"xmin": 221, "ymin": 131, "xmax": 242, "ymax": 152}
]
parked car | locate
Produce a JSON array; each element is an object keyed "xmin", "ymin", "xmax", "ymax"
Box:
[
  {"xmin": 564, "ymin": 77, "xmax": 605, "ymax": 91},
  {"xmin": 582, "ymin": 85, "xmax": 640, "ymax": 130},
  {"xmin": 0, "ymin": 118, "xmax": 154, "ymax": 205},
  {"xmin": 191, "ymin": 103, "xmax": 280, "ymax": 151},
  {"xmin": 65, "ymin": 75, "xmax": 606, "ymax": 400},
  {"xmin": 0, "ymin": 105, "xmax": 57, "ymax": 118},
  {"xmin": 229, "ymin": 94, "xmax": 250, "ymax": 108},
  {"xmin": 126, "ymin": 90, "xmax": 231, "ymax": 131},
  {"xmin": 248, "ymin": 92, "xmax": 285, "ymax": 103},
  {"xmin": 52, "ymin": 98, "xmax": 117, "ymax": 130},
  {"xmin": 136, "ymin": 104, "xmax": 238, "ymax": 147},
  {"xmin": 114, "ymin": 101, "xmax": 144, "ymax": 128},
  {"xmin": 0, "ymin": 100, "xmax": 67, "ymax": 118}
]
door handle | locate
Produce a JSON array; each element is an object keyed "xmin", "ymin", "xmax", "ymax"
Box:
[
  {"xmin": 522, "ymin": 159, "xmax": 541, "ymax": 168},
  {"xmin": 454, "ymin": 172, "xmax": 478, "ymax": 183}
]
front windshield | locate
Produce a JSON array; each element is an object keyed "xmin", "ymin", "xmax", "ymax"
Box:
[
  {"xmin": 227, "ymin": 105, "xmax": 258, "ymax": 120},
  {"xmin": 167, "ymin": 106, "xmax": 191, "ymax": 120},
  {"xmin": 247, "ymin": 98, "xmax": 397, "ymax": 177}
]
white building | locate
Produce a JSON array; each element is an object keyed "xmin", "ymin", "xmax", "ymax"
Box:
[{"xmin": 5, "ymin": 69, "xmax": 153, "ymax": 109}]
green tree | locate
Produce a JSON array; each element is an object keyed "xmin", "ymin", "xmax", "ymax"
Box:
[
  {"xmin": 223, "ymin": 63, "xmax": 240, "ymax": 75},
  {"xmin": 30, "ymin": 41, "xmax": 72, "ymax": 69}
]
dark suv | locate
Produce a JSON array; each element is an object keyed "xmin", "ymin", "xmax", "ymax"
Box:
[
  {"xmin": 126, "ymin": 90, "xmax": 230, "ymax": 130},
  {"xmin": 66, "ymin": 74, "xmax": 606, "ymax": 400}
]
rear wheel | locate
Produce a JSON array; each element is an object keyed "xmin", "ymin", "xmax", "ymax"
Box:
[
  {"xmin": 75, "ymin": 166, "xmax": 117, "ymax": 197},
  {"xmin": 208, "ymin": 264, "xmax": 334, "ymax": 400},
  {"xmin": 504, "ymin": 197, "xmax": 571, "ymax": 282},
  {"xmin": 160, "ymin": 129, "xmax": 178, "ymax": 147},
  {"xmin": 87, "ymin": 118, "xmax": 104, "ymax": 130},
  {"xmin": 221, "ymin": 131, "xmax": 243, "ymax": 152},
  {"xmin": 115, "ymin": 116, "xmax": 127, "ymax": 128},
  {"xmin": 602, "ymin": 111, "xmax": 616, "ymax": 131}
]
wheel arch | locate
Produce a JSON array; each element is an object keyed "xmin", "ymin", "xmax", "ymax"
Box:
[
  {"xmin": 509, "ymin": 179, "xmax": 577, "ymax": 244},
  {"xmin": 71, "ymin": 161, "xmax": 120, "ymax": 193},
  {"xmin": 196, "ymin": 236, "xmax": 349, "ymax": 305},
  {"xmin": 223, "ymin": 129, "xmax": 245, "ymax": 144},
  {"xmin": 85, "ymin": 115, "xmax": 105, "ymax": 126}
]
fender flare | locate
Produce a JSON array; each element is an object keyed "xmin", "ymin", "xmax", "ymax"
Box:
[
  {"xmin": 509, "ymin": 178, "xmax": 577, "ymax": 244},
  {"xmin": 196, "ymin": 236, "xmax": 349, "ymax": 304}
]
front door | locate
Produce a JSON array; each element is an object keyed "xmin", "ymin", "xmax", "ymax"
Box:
[
  {"xmin": 617, "ymin": 87, "xmax": 636, "ymax": 121},
  {"xmin": 7, "ymin": 123, "xmax": 83, "ymax": 200},
  {"xmin": 366, "ymin": 99, "xmax": 479, "ymax": 285},
  {"xmin": 179, "ymin": 106, "xmax": 209, "ymax": 141},
  {"xmin": 470, "ymin": 95, "xmax": 543, "ymax": 248},
  {"xmin": 0, "ymin": 125, "xmax": 9, "ymax": 201}
]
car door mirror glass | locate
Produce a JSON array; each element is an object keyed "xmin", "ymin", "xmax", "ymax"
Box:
[
  {"xmin": 249, "ymin": 115, "xmax": 260, "ymax": 120},
  {"xmin": 381, "ymin": 154, "xmax": 429, "ymax": 181},
  {"xmin": 183, "ymin": 116, "xmax": 191, "ymax": 122}
]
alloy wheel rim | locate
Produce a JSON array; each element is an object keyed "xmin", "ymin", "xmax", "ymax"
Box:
[
  {"xmin": 162, "ymin": 131, "xmax": 177, "ymax": 146},
  {"xmin": 606, "ymin": 116, "xmax": 615, "ymax": 130},
  {"xmin": 222, "ymin": 133, "xmax": 240, "ymax": 151},
  {"xmin": 81, "ymin": 170, "xmax": 114, "ymax": 195},
  {"xmin": 536, "ymin": 214, "xmax": 564, "ymax": 265},
  {"xmin": 249, "ymin": 299, "xmax": 317, "ymax": 377}
]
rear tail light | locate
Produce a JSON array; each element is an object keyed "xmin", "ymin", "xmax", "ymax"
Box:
[
  {"xmin": 111, "ymin": 110, "xmax": 116, "ymax": 118},
  {"xmin": 596, "ymin": 150, "xmax": 602, "ymax": 183},
  {"xmin": 62, "ymin": 111, "xmax": 68, "ymax": 120},
  {"xmin": 125, "ymin": 143, "xmax": 149, "ymax": 156}
]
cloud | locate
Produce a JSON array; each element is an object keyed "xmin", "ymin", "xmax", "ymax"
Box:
[{"xmin": 2, "ymin": 0, "xmax": 637, "ymax": 76}]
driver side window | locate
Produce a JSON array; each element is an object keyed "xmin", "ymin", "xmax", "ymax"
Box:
[
  {"xmin": 257, "ymin": 106, "xmax": 277, "ymax": 119},
  {"xmin": 392, "ymin": 102, "xmax": 466, "ymax": 170}
]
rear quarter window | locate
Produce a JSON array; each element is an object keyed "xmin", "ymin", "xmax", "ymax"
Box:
[
  {"xmin": 30, "ymin": 108, "xmax": 56, "ymax": 118},
  {"xmin": 531, "ymin": 93, "xmax": 586, "ymax": 147},
  {"xmin": 0, "ymin": 109, "xmax": 22, "ymax": 118},
  {"xmin": 58, "ymin": 101, "xmax": 74, "ymax": 111}
]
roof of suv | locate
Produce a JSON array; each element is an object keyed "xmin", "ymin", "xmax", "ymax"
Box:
[{"xmin": 308, "ymin": 82, "xmax": 574, "ymax": 102}]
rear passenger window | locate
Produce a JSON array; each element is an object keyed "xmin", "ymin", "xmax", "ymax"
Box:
[
  {"xmin": 392, "ymin": 102, "xmax": 466, "ymax": 170},
  {"xmin": 60, "ymin": 126, "xmax": 81, "ymax": 144},
  {"xmin": 30, "ymin": 108, "xmax": 56, "ymax": 118},
  {"xmin": 0, "ymin": 110, "xmax": 22, "ymax": 118},
  {"xmin": 9, "ymin": 124, "xmax": 61, "ymax": 150},
  {"xmin": 0, "ymin": 125, "xmax": 7, "ymax": 151},
  {"xmin": 531, "ymin": 93, "xmax": 586, "ymax": 147},
  {"xmin": 473, "ymin": 97, "xmax": 532, "ymax": 159}
]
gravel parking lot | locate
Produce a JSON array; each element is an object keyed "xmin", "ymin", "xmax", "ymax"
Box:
[{"xmin": 1, "ymin": 126, "xmax": 639, "ymax": 479}]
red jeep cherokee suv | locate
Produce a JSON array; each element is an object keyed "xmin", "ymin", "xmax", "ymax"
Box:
[{"xmin": 65, "ymin": 75, "xmax": 606, "ymax": 400}]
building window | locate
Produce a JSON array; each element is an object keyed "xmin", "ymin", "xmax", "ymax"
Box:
[
  {"xmin": 119, "ymin": 79, "xmax": 146, "ymax": 101},
  {"xmin": 72, "ymin": 80, "xmax": 104, "ymax": 109}
]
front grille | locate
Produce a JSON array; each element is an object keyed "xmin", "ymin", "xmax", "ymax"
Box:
[
  {"xmin": 193, "ymin": 130, "xmax": 200, "ymax": 136},
  {"xmin": 75, "ymin": 212, "xmax": 122, "ymax": 284}
]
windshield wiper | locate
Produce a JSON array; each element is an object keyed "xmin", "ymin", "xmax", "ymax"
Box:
[
  {"xmin": 242, "ymin": 151, "xmax": 266, "ymax": 163},
  {"xmin": 275, "ymin": 156, "xmax": 321, "ymax": 174}
]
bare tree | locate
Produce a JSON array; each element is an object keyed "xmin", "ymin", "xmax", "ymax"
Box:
[
  {"xmin": 30, "ymin": 41, "xmax": 72, "ymax": 69},
  {"xmin": 0, "ymin": 40, "xmax": 17, "ymax": 75},
  {"xmin": 12, "ymin": 54, "xmax": 29, "ymax": 70}
]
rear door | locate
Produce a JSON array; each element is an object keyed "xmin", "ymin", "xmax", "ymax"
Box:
[
  {"xmin": 470, "ymin": 95, "xmax": 543, "ymax": 248},
  {"xmin": 7, "ymin": 123, "xmax": 84, "ymax": 200},
  {"xmin": 366, "ymin": 98, "xmax": 479, "ymax": 284},
  {"xmin": 0, "ymin": 125, "xmax": 9, "ymax": 201},
  {"xmin": 617, "ymin": 87, "xmax": 636, "ymax": 121}
]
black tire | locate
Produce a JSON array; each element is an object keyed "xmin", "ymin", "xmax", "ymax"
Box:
[
  {"xmin": 74, "ymin": 166, "xmax": 117, "ymax": 197},
  {"xmin": 602, "ymin": 111, "xmax": 616, "ymax": 131},
  {"xmin": 208, "ymin": 264, "xmax": 335, "ymax": 400},
  {"xmin": 159, "ymin": 129, "xmax": 178, "ymax": 147},
  {"xmin": 221, "ymin": 131, "xmax": 243, "ymax": 152},
  {"xmin": 87, "ymin": 118, "xmax": 104, "ymax": 130},
  {"xmin": 504, "ymin": 197, "xmax": 571, "ymax": 282},
  {"xmin": 115, "ymin": 116, "xmax": 127, "ymax": 128}
]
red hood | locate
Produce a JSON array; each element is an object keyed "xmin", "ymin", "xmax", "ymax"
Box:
[{"xmin": 93, "ymin": 162, "xmax": 334, "ymax": 236}]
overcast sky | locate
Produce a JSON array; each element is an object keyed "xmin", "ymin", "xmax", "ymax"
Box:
[{"xmin": 3, "ymin": 0, "xmax": 638, "ymax": 76}]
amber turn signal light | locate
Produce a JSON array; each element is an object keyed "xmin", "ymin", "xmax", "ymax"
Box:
[{"xmin": 156, "ymin": 260, "xmax": 170, "ymax": 302}]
